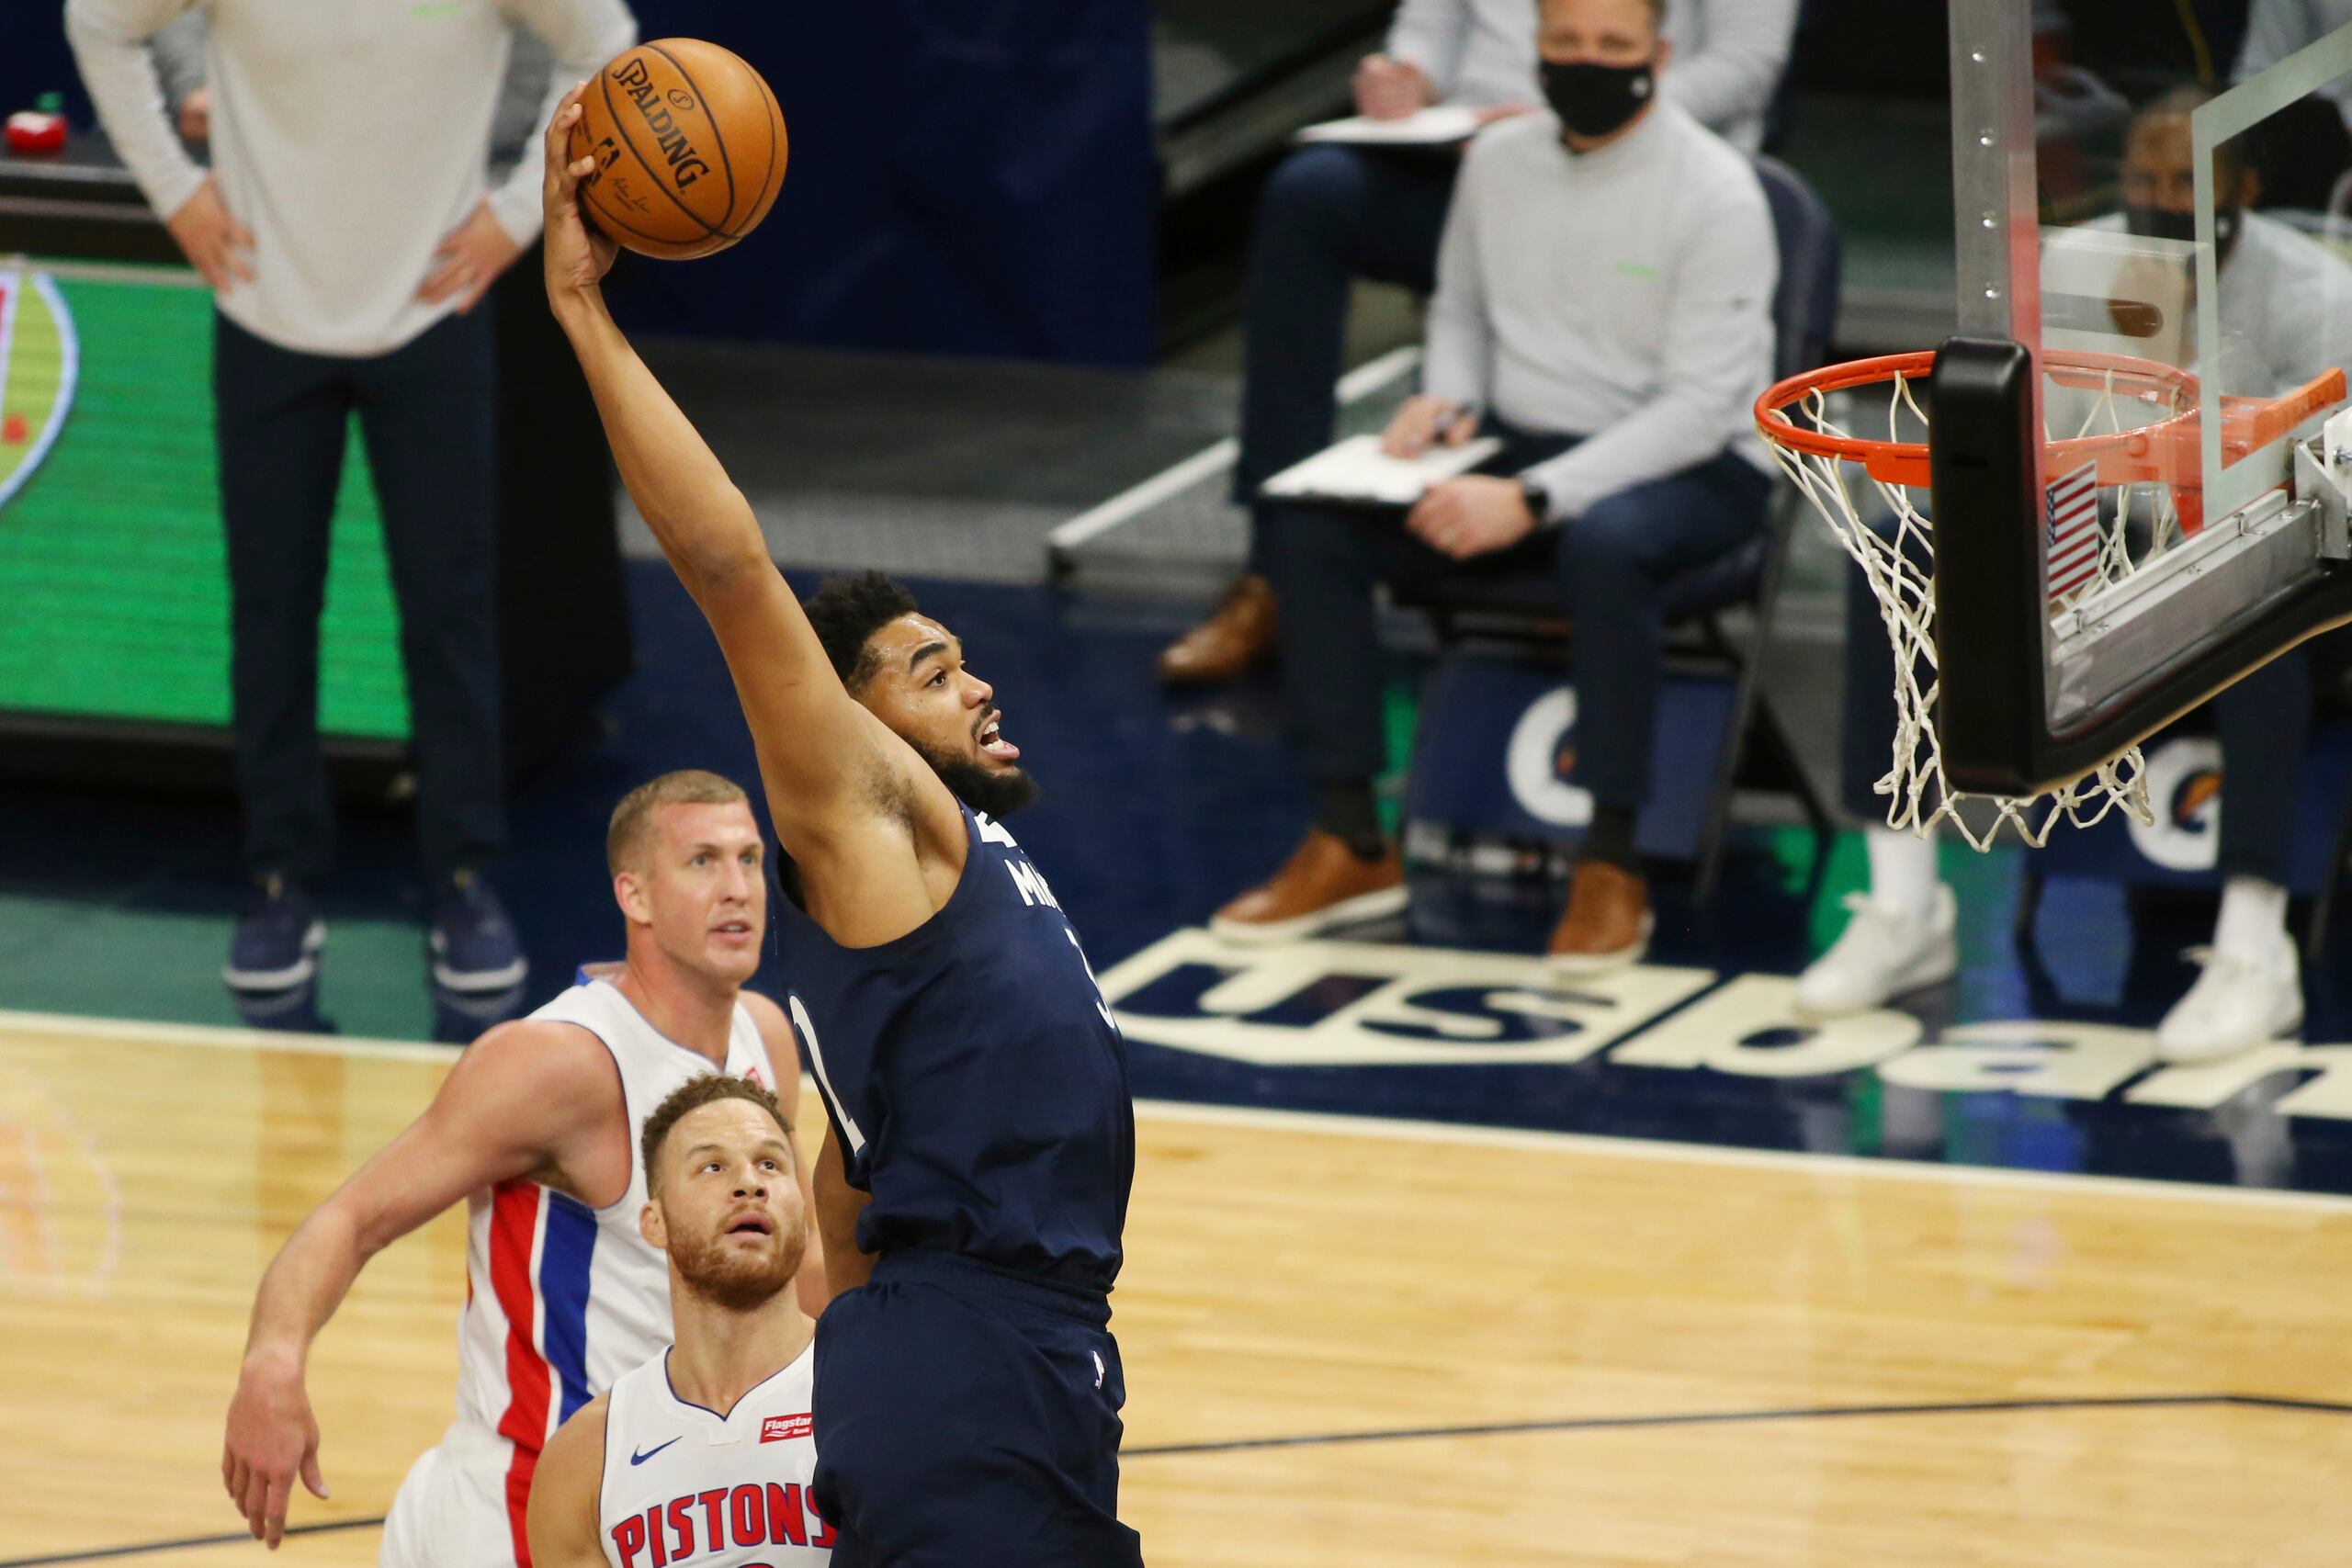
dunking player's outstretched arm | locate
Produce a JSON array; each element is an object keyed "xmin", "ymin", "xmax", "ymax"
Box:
[
  {"xmin": 220, "ymin": 1021, "xmax": 624, "ymax": 1548},
  {"xmin": 539, "ymin": 89, "xmax": 961, "ymax": 936},
  {"xmin": 526, "ymin": 1394, "xmax": 612, "ymax": 1568}
]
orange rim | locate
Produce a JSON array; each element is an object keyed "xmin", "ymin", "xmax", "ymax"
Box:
[{"xmin": 1755, "ymin": 349, "xmax": 2203, "ymax": 489}]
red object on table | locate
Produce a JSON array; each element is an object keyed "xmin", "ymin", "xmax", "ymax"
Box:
[{"xmin": 6, "ymin": 109, "xmax": 69, "ymax": 155}]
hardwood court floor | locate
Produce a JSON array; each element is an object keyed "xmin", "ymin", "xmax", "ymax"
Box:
[{"xmin": 4, "ymin": 1010, "xmax": 2351, "ymax": 1566}]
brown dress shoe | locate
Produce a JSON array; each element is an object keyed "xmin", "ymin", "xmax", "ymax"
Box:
[
  {"xmin": 1547, "ymin": 860, "xmax": 1654, "ymax": 976},
  {"xmin": 1210, "ymin": 829, "xmax": 1407, "ymax": 945},
  {"xmin": 1159, "ymin": 573, "xmax": 1277, "ymax": 685}
]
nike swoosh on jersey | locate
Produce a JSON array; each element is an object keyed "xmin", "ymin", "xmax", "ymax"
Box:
[{"xmin": 629, "ymin": 1437, "xmax": 682, "ymax": 1465}]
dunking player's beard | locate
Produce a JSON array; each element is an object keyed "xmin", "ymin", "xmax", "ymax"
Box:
[
  {"xmin": 665, "ymin": 1210, "xmax": 804, "ymax": 1314},
  {"xmin": 910, "ymin": 739, "xmax": 1042, "ymax": 818}
]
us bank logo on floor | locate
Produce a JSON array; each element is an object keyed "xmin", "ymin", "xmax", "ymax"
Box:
[
  {"xmin": 0, "ymin": 267, "xmax": 78, "ymax": 513},
  {"xmin": 1096, "ymin": 929, "xmax": 2352, "ymax": 1122}
]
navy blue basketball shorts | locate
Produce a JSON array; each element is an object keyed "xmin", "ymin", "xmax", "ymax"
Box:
[{"xmin": 810, "ymin": 1249, "xmax": 1145, "ymax": 1566}]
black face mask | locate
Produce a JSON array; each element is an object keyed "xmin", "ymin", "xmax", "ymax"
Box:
[
  {"xmin": 1540, "ymin": 58, "xmax": 1656, "ymax": 141},
  {"xmin": 2124, "ymin": 204, "xmax": 2244, "ymax": 261}
]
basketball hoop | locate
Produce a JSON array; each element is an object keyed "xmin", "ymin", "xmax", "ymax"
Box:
[
  {"xmin": 1758, "ymin": 347, "xmax": 2352, "ymax": 847},
  {"xmin": 1753, "ymin": 347, "xmax": 2210, "ymax": 849}
]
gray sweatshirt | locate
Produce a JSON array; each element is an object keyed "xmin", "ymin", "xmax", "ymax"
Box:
[
  {"xmin": 2236, "ymin": 0, "xmax": 2352, "ymax": 128},
  {"xmin": 1423, "ymin": 104, "xmax": 1777, "ymax": 521},
  {"xmin": 1384, "ymin": 0, "xmax": 1800, "ymax": 152},
  {"xmin": 66, "ymin": 0, "xmax": 636, "ymax": 357},
  {"xmin": 143, "ymin": 12, "xmax": 558, "ymax": 163}
]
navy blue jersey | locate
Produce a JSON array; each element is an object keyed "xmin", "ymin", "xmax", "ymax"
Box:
[{"xmin": 779, "ymin": 805, "xmax": 1135, "ymax": 1293}]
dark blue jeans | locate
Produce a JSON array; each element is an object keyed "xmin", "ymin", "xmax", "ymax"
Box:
[
  {"xmin": 1262, "ymin": 430, "xmax": 1772, "ymax": 811},
  {"xmin": 1837, "ymin": 513, "xmax": 2331, "ymax": 883},
  {"xmin": 214, "ymin": 310, "xmax": 505, "ymax": 887},
  {"xmin": 1235, "ymin": 142, "xmax": 1459, "ymax": 559},
  {"xmin": 2213, "ymin": 650, "xmax": 2311, "ymax": 883}
]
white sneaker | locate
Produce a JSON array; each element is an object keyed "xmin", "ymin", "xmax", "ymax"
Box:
[
  {"xmin": 2155, "ymin": 942, "xmax": 2302, "ymax": 1064},
  {"xmin": 1794, "ymin": 885, "xmax": 1959, "ymax": 1017}
]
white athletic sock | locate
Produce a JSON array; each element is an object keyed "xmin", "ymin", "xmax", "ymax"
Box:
[
  {"xmin": 2213, "ymin": 875, "xmax": 2290, "ymax": 966},
  {"xmin": 1864, "ymin": 826, "xmax": 1940, "ymax": 923}
]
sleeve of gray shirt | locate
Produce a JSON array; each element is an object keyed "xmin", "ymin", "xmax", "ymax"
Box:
[
  {"xmin": 485, "ymin": 0, "xmax": 639, "ymax": 246},
  {"xmin": 489, "ymin": 28, "xmax": 557, "ymax": 164},
  {"xmin": 1420, "ymin": 136, "xmax": 1494, "ymax": 411},
  {"xmin": 2235, "ymin": 0, "xmax": 2337, "ymax": 80},
  {"xmin": 1385, "ymin": 0, "xmax": 1471, "ymax": 101},
  {"xmin": 64, "ymin": 0, "xmax": 209, "ymax": 222},
  {"xmin": 1659, "ymin": 0, "xmax": 1800, "ymax": 138},
  {"xmin": 2263, "ymin": 227, "xmax": 2352, "ymax": 393},
  {"xmin": 1520, "ymin": 176, "xmax": 1778, "ymax": 521},
  {"xmin": 148, "ymin": 8, "xmax": 208, "ymax": 116}
]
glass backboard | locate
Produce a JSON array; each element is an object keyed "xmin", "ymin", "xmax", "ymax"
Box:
[{"xmin": 1935, "ymin": 0, "xmax": 2352, "ymax": 795}]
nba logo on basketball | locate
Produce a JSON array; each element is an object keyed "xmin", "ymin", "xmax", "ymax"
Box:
[{"xmin": 761, "ymin": 1414, "xmax": 812, "ymax": 1443}]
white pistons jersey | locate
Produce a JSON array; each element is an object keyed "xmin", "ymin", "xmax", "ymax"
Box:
[
  {"xmin": 447, "ymin": 975, "xmax": 776, "ymax": 1558},
  {"xmin": 597, "ymin": 1344, "xmax": 831, "ymax": 1566}
]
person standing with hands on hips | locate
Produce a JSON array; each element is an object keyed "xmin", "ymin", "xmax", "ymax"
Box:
[{"xmin": 66, "ymin": 0, "xmax": 637, "ymax": 999}]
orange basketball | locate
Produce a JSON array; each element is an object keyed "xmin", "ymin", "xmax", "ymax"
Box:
[{"xmin": 570, "ymin": 39, "xmax": 787, "ymax": 261}]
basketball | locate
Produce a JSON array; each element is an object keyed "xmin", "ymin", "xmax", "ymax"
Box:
[{"xmin": 569, "ymin": 39, "xmax": 787, "ymax": 262}]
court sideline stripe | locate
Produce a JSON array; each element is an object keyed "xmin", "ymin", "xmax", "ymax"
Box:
[
  {"xmin": 1121, "ymin": 1392, "xmax": 2352, "ymax": 1458},
  {"xmin": 1133, "ymin": 1097, "xmax": 2352, "ymax": 1215},
  {"xmin": 12, "ymin": 1394, "xmax": 2350, "ymax": 1565},
  {"xmin": 9, "ymin": 1005, "xmax": 2352, "ymax": 1214}
]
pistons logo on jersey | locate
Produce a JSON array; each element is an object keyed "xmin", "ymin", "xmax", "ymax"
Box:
[{"xmin": 608, "ymin": 1483, "xmax": 834, "ymax": 1566}]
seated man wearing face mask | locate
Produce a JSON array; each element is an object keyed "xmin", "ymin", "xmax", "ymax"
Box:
[
  {"xmin": 1800, "ymin": 85, "xmax": 2352, "ymax": 1062},
  {"xmin": 1210, "ymin": 0, "xmax": 1779, "ymax": 970},
  {"xmin": 1156, "ymin": 0, "xmax": 1801, "ymax": 687}
]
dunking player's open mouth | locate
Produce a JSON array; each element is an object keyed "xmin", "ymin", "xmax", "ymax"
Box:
[
  {"xmin": 978, "ymin": 705, "xmax": 1020, "ymax": 763},
  {"xmin": 725, "ymin": 1210, "xmax": 774, "ymax": 1238}
]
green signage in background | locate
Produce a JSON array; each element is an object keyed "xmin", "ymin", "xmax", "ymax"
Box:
[{"xmin": 0, "ymin": 261, "xmax": 412, "ymax": 740}]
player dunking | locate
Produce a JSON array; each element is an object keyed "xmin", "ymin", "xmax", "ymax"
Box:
[
  {"xmin": 528, "ymin": 1075, "xmax": 833, "ymax": 1567},
  {"xmin": 219, "ymin": 772, "xmax": 823, "ymax": 1560},
  {"xmin": 543, "ymin": 91, "xmax": 1144, "ymax": 1565}
]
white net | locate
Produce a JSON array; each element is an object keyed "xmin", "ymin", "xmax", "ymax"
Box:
[{"xmin": 1763, "ymin": 363, "xmax": 2167, "ymax": 851}]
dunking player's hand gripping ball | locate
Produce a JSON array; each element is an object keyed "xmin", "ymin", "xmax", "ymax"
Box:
[{"xmin": 569, "ymin": 39, "xmax": 787, "ymax": 261}]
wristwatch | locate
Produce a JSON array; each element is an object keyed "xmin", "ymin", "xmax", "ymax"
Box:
[{"xmin": 1519, "ymin": 477, "xmax": 1552, "ymax": 524}]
